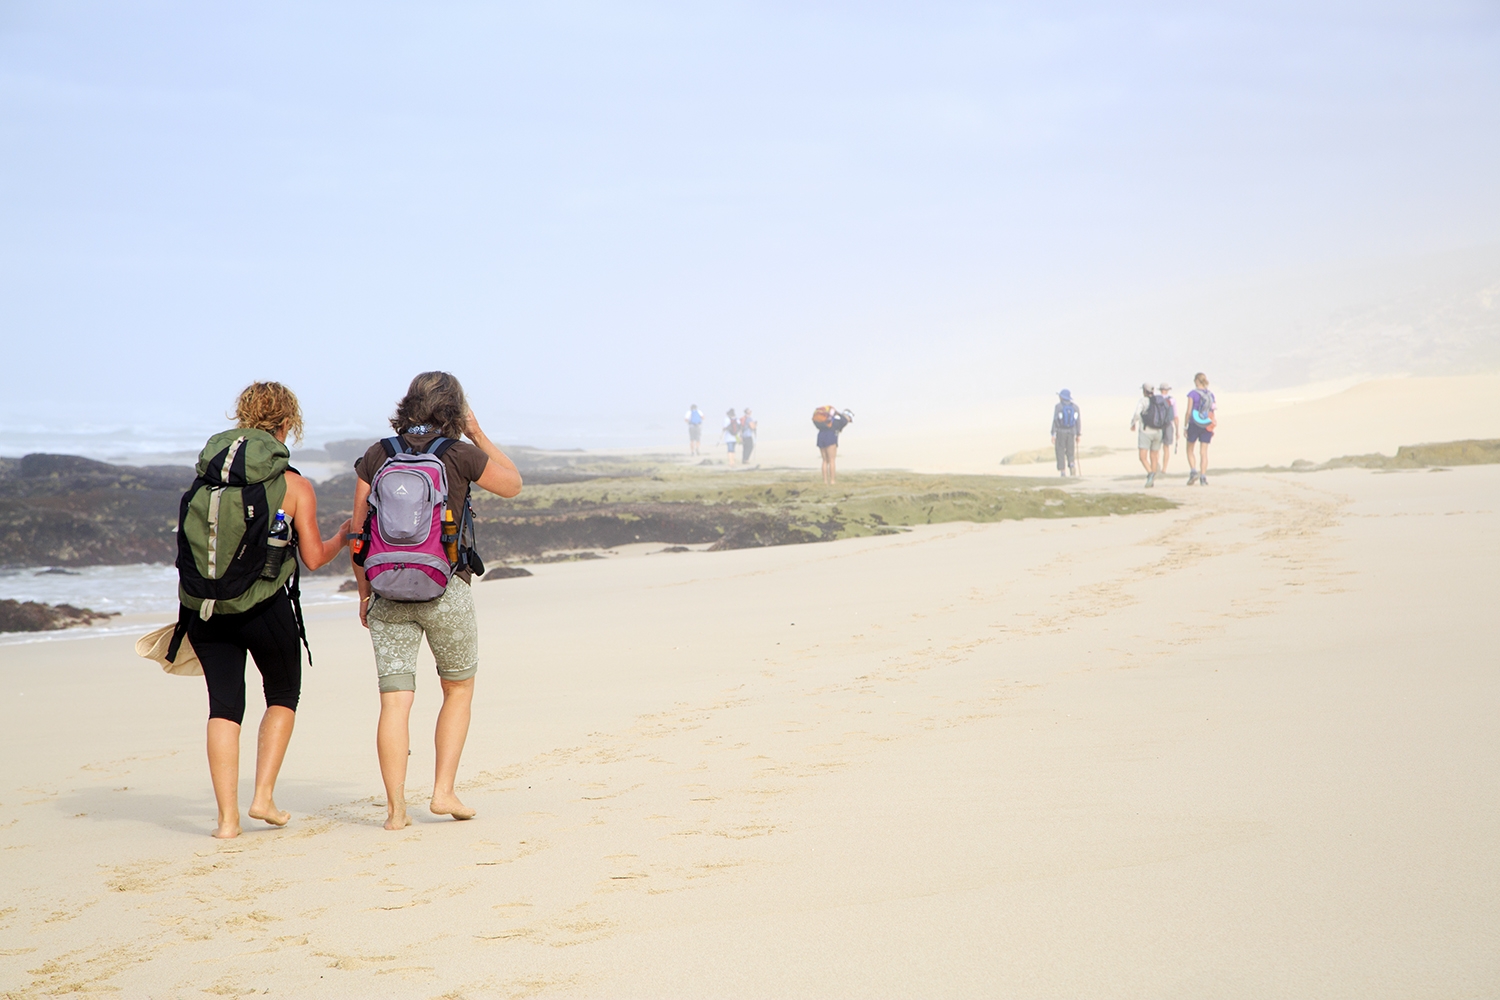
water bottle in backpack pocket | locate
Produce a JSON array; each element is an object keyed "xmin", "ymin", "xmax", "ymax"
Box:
[{"xmin": 361, "ymin": 437, "xmax": 456, "ymax": 602}]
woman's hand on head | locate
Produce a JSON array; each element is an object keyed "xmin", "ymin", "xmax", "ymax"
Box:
[{"xmin": 464, "ymin": 410, "xmax": 483, "ymax": 441}]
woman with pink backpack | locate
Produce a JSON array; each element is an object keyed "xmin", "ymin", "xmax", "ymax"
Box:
[{"xmin": 350, "ymin": 372, "xmax": 522, "ymax": 830}]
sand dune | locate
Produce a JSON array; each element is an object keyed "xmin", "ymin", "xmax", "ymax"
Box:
[{"xmin": 1, "ymin": 450, "xmax": 1495, "ymax": 995}]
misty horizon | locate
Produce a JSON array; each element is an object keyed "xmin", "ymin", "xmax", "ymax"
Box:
[{"xmin": 2, "ymin": 3, "xmax": 1498, "ymax": 453}]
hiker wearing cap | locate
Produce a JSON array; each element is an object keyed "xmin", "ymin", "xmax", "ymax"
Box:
[
  {"xmin": 1051, "ymin": 389, "xmax": 1082, "ymax": 477},
  {"xmin": 1158, "ymin": 382, "xmax": 1179, "ymax": 476},
  {"xmin": 1129, "ymin": 381, "xmax": 1169, "ymax": 487},
  {"xmin": 1185, "ymin": 372, "xmax": 1216, "ymax": 485}
]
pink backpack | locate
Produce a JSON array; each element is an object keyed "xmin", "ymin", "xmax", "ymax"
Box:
[{"xmin": 360, "ymin": 437, "xmax": 458, "ymax": 602}]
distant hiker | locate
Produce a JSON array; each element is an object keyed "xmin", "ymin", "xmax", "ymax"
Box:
[
  {"xmin": 722, "ymin": 408, "xmax": 739, "ymax": 465},
  {"xmin": 1130, "ymin": 381, "xmax": 1169, "ymax": 487},
  {"xmin": 1185, "ymin": 372, "xmax": 1217, "ymax": 485},
  {"xmin": 1157, "ymin": 382, "xmax": 1178, "ymax": 475},
  {"xmin": 177, "ymin": 382, "xmax": 352, "ymax": 839},
  {"xmin": 351, "ymin": 372, "xmax": 523, "ymax": 830},
  {"xmin": 685, "ymin": 404, "xmax": 703, "ymax": 456},
  {"xmin": 1051, "ymin": 389, "xmax": 1081, "ymax": 477},
  {"xmin": 813, "ymin": 405, "xmax": 853, "ymax": 485},
  {"xmin": 739, "ymin": 408, "xmax": 758, "ymax": 465}
]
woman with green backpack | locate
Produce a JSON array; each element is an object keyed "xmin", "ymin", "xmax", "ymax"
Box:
[{"xmin": 177, "ymin": 382, "xmax": 352, "ymax": 839}]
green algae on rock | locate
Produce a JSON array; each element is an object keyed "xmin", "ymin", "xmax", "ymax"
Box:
[{"xmin": 468, "ymin": 467, "xmax": 1173, "ymax": 555}]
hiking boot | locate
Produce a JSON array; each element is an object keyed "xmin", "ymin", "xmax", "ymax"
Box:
[
  {"xmin": 1145, "ymin": 472, "xmax": 1156, "ymax": 487},
  {"xmin": 1199, "ymin": 474, "xmax": 1209, "ymax": 486},
  {"xmin": 1187, "ymin": 470, "xmax": 1199, "ymax": 485}
]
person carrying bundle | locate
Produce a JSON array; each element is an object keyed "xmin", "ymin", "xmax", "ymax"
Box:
[{"xmin": 813, "ymin": 405, "xmax": 853, "ymax": 485}]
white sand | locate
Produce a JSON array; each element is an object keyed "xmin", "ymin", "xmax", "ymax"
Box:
[{"xmin": 1, "ymin": 376, "xmax": 1498, "ymax": 997}]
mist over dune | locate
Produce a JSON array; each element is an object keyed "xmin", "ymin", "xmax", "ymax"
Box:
[{"xmin": 2, "ymin": 5, "xmax": 1499, "ymax": 453}]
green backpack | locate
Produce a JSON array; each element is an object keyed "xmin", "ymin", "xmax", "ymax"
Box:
[{"xmin": 166, "ymin": 428, "xmax": 309, "ymax": 663}]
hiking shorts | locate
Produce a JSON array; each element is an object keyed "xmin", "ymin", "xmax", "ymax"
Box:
[
  {"xmin": 689, "ymin": 425, "xmax": 701, "ymax": 441},
  {"xmin": 367, "ymin": 578, "xmax": 479, "ymax": 693},
  {"xmin": 1186, "ymin": 423, "xmax": 1214, "ymax": 444},
  {"xmin": 1137, "ymin": 426, "xmax": 1163, "ymax": 451}
]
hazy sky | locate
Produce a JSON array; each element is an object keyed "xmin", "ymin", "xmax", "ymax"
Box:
[{"xmin": 3, "ymin": 2, "xmax": 1498, "ymax": 450}]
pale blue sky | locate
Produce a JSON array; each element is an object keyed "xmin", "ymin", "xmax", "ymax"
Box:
[{"xmin": 2, "ymin": 2, "xmax": 1497, "ymax": 450}]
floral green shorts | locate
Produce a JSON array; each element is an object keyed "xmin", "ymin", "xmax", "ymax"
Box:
[{"xmin": 367, "ymin": 578, "xmax": 478, "ymax": 693}]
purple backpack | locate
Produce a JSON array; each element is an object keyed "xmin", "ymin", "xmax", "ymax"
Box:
[{"xmin": 362, "ymin": 437, "xmax": 458, "ymax": 602}]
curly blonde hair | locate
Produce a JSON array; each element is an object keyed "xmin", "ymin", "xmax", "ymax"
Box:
[{"xmin": 234, "ymin": 381, "xmax": 304, "ymax": 444}]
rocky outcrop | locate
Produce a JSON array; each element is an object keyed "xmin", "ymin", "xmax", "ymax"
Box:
[
  {"xmin": 0, "ymin": 599, "xmax": 117, "ymax": 633},
  {"xmin": 0, "ymin": 455, "xmax": 191, "ymax": 567}
]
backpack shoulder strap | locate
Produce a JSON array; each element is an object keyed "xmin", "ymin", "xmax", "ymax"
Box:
[
  {"xmin": 381, "ymin": 436, "xmax": 407, "ymax": 458},
  {"xmin": 427, "ymin": 436, "xmax": 455, "ymax": 458}
]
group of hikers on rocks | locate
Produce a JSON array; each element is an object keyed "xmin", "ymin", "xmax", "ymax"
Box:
[
  {"xmin": 1051, "ymin": 373, "xmax": 1217, "ymax": 486},
  {"xmin": 683, "ymin": 404, "xmax": 758, "ymax": 465},
  {"xmin": 684, "ymin": 403, "xmax": 854, "ymax": 484}
]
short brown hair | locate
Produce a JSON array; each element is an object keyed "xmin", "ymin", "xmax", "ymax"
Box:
[
  {"xmin": 391, "ymin": 371, "xmax": 468, "ymax": 439},
  {"xmin": 235, "ymin": 382, "xmax": 304, "ymax": 444},
  {"xmin": 1194, "ymin": 372, "xmax": 1209, "ymax": 387}
]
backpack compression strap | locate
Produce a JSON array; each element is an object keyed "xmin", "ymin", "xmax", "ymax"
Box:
[
  {"xmin": 166, "ymin": 603, "xmax": 192, "ymax": 663},
  {"xmin": 285, "ymin": 555, "xmax": 312, "ymax": 666}
]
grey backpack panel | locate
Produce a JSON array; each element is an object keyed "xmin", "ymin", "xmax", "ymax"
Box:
[{"xmin": 370, "ymin": 453, "xmax": 448, "ymax": 545}]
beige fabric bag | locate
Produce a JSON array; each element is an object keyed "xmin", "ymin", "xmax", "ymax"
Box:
[{"xmin": 136, "ymin": 624, "xmax": 203, "ymax": 677}]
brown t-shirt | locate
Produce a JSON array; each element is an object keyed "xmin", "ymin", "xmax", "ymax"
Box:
[{"xmin": 354, "ymin": 432, "xmax": 490, "ymax": 583}]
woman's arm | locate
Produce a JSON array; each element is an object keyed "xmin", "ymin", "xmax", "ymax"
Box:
[
  {"xmin": 465, "ymin": 412, "xmax": 523, "ymax": 498},
  {"xmin": 283, "ymin": 472, "xmax": 351, "ymax": 572},
  {"xmin": 352, "ymin": 477, "xmax": 373, "ymax": 628}
]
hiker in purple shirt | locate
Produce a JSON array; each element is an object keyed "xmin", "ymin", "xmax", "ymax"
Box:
[{"xmin": 1185, "ymin": 372, "xmax": 1217, "ymax": 485}]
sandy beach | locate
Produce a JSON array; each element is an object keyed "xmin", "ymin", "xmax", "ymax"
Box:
[{"xmin": 2, "ymin": 445, "xmax": 1496, "ymax": 996}]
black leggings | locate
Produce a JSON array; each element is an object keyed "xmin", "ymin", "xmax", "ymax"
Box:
[{"xmin": 188, "ymin": 592, "xmax": 302, "ymax": 724}]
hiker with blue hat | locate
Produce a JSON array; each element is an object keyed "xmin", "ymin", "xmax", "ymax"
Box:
[{"xmin": 1051, "ymin": 389, "xmax": 1082, "ymax": 477}]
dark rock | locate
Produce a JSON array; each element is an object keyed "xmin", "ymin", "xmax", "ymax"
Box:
[
  {"xmin": 484, "ymin": 566, "xmax": 533, "ymax": 580},
  {"xmin": 0, "ymin": 599, "xmax": 117, "ymax": 633}
]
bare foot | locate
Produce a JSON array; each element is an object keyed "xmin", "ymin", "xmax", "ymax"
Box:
[
  {"xmin": 384, "ymin": 810, "xmax": 412, "ymax": 831},
  {"xmin": 212, "ymin": 818, "xmax": 241, "ymax": 839},
  {"xmin": 248, "ymin": 801, "xmax": 290, "ymax": 827},
  {"xmin": 430, "ymin": 793, "xmax": 475, "ymax": 820}
]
